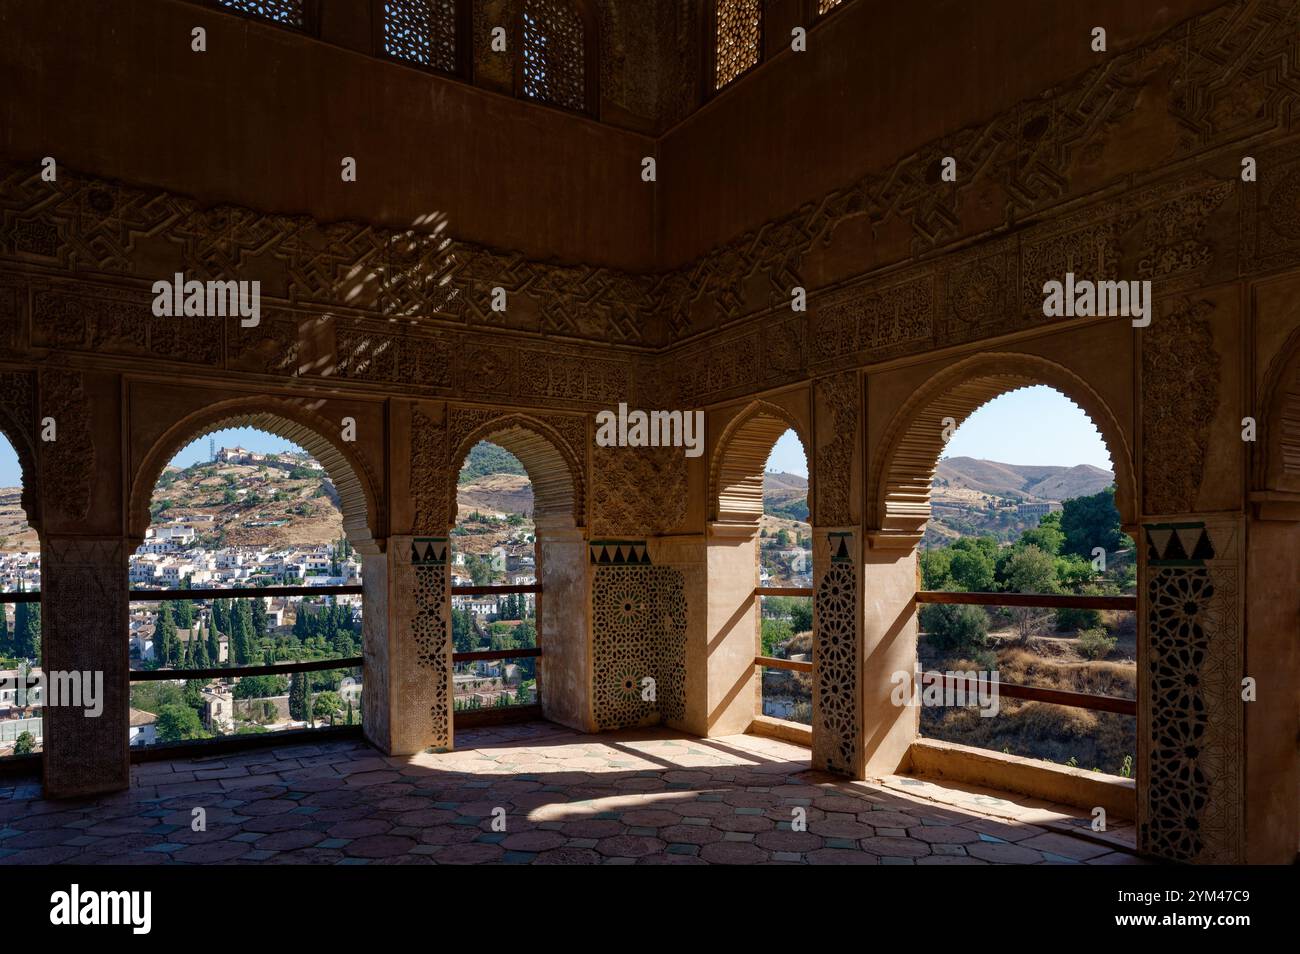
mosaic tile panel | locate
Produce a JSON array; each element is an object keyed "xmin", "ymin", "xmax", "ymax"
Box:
[
  {"xmin": 591, "ymin": 565, "xmax": 687, "ymax": 730},
  {"xmin": 1141, "ymin": 521, "xmax": 1242, "ymax": 863}
]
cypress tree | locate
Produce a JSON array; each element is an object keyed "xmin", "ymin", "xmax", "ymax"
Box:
[
  {"xmin": 288, "ymin": 671, "xmax": 309, "ymax": 722},
  {"xmin": 207, "ymin": 615, "xmax": 221, "ymax": 666}
]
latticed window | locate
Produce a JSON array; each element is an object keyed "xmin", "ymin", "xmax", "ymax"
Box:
[
  {"xmin": 519, "ymin": 0, "xmax": 587, "ymax": 112},
  {"xmin": 818, "ymin": 0, "xmax": 844, "ymax": 14},
  {"xmin": 383, "ymin": 0, "xmax": 458, "ymax": 73},
  {"xmin": 715, "ymin": 0, "xmax": 762, "ymax": 90},
  {"xmin": 217, "ymin": 0, "xmax": 305, "ymax": 28}
]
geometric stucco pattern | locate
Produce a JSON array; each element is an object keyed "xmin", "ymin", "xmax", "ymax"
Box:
[
  {"xmin": 813, "ymin": 534, "xmax": 859, "ymax": 777},
  {"xmin": 1142, "ymin": 299, "xmax": 1220, "ymax": 515},
  {"xmin": 590, "ymin": 444, "xmax": 688, "ymax": 537},
  {"xmin": 1141, "ymin": 520, "xmax": 1242, "ymax": 864},
  {"xmin": 590, "ymin": 563, "xmax": 687, "ymax": 731},
  {"xmin": 813, "ymin": 373, "xmax": 856, "ymax": 527},
  {"xmin": 37, "ymin": 369, "xmax": 94, "ymax": 522},
  {"xmin": 410, "ymin": 543, "xmax": 452, "ymax": 751}
]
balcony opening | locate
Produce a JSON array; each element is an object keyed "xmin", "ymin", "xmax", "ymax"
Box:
[
  {"xmin": 127, "ymin": 422, "xmax": 371, "ymax": 750},
  {"xmin": 0, "ymin": 430, "xmax": 39, "ymax": 760},
  {"xmin": 916, "ymin": 385, "xmax": 1138, "ymax": 780},
  {"xmin": 758, "ymin": 428, "xmax": 812, "ymax": 729},
  {"xmin": 451, "ymin": 440, "xmax": 539, "ymax": 717}
]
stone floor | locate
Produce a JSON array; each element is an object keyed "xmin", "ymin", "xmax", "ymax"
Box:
[{"xmin": 0, "ymin": 721, "xmax": 1147, "ymax": 864}]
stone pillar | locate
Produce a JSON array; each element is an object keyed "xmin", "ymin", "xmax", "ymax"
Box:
[
  {"xmin": 36, "ymin": 369, "xmax": 129, "ymax": 798},
  {"xmin": 363, "ymin": 536, "xmax": 453, "ymax": 755},
  {"xmin": 811, "ymin": 529, "xmax": 863, "ymax": 775},
  {"xmin": 701, "ymin": 523, "xmax": 759, "ymax": 736},
  {"xmin": 536, "ymin": 519, "xmax": 591, "ymax": 731},
  {"xmin": 1138, "ymin": 518, "xmax": 1245, "ymax": 863},
  {"xmin": 860, "ymin": 535, "xmax": 919, "ymax": 777},
  {"xmin": 41, "ymin": 536, "xmax": 130, "ymax": 798},
  {"xmin": 1243, "ymin": 505, "xmax": 1300, "ymax": 864}
]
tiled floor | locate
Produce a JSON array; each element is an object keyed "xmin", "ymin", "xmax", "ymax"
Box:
[{"xmin": 0, "ymin": 722, "xmax": 1146, "ymax": 864}]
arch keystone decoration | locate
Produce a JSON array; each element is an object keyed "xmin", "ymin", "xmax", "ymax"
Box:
[
  {"xmin": 869, "ymin": 353, "xmax": 1136, "ymax": 544},
  {"xmin": 128, "ymin": 397, "xmax": 385, "ymax": 555}
]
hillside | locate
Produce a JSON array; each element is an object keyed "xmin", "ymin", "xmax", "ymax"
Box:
[
  {"xmin": 934, "ymin": 457, "xmax": 1113, "ymax": 500},
  {"xmin": 149, "ymin": 458, "xmax": 344, "ymax": 548},
  {"xmin": 927, "ymin": 457, "xmax": 1115, "ymax": 545},
  {"xmin": 0, "ymin": 488, "xmax": 37, "ymax": 551}
]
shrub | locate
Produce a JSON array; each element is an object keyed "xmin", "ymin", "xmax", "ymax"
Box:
[
  {"xmin": 919, "ymin": 602, "xmax": 988, "ymax": 651},
  {"xmin": 1077, "ymin": 627, "xmax": 1117, "ymax": 660}
]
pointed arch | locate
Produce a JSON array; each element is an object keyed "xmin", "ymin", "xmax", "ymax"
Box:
[
  {"xmin": 710, "ymin": 399, "xmax": 810, "ymax": 526},
  {"xmin": 1257, "ymin": 323, "xmax": 1300, "ymax": 494},
  {"xmin": 869, "ymin": 352, "xmax": 1136, "ymax": 544},
  {"xmin": 128, "ymin": 397, "xmax": 384, "ymax": 555},
  {"xmin": 449, "ymin": 414, "xmax": 583, "ymax": 527},
  {"xmin": 0, "ymin": 400, "xmax": 40, "ymax": 535}
]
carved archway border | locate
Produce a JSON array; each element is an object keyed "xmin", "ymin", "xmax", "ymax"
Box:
[
  {"xmin": 1256, "ymin": 323, "xmax": 1300, "ymax": 495},
  {"xmin": 0, "ymin": 371, "xmax": 40, "ymax": 534},
  {"xmin": 869, "ymin": 352, "xmax": 1136, "ymax": 542},
  {"xmin": 128, "ymin": 396, "xmax": 386, "ymax": 555},
  {"xmin": 448, "ymin": 412, "xmax": 585, "ymax": 527},
  {"xmin": 709, "ymin": 399, "xmax": 811, "ymax": 526}
]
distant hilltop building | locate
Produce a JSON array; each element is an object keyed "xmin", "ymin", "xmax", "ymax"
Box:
[
  {"xmin": 216, "ymin": 445, "xmax": 264, "ymax": 465},
  {"xmin": 1017, "ymin": 501, "xmax": 1061, "ymax": 518}
]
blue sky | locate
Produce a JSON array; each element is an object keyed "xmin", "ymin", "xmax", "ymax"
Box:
[
  {"xmin": 763, "ymin": 385, "xmax": 1112, "ymax": 476},
  {"xmin": 0, "ymin": 427, "xmax": 304, "ymax": 488},
  {"xmin": 0, "ymin": 387, "xmax": 1111, "ymax": 488}
]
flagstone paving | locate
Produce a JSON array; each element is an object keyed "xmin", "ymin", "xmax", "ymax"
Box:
[{"xmin": 0, "ymin": 722, "xmax": 1146, "ymax": 865}]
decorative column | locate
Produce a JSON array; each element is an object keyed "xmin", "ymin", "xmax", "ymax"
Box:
[
  {"xmin": 37, "ymin": 369, "xmax": 130, "ymax": 798},
  {"xmin": 41, "ymin": 536, "xmax": 130, "ymax": 798},
  {"xmin": 364, "ymin": 401, "xmax": 454, "ymax": 755}
]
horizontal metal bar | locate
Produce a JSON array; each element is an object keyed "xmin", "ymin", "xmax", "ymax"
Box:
[
  {"xmin": 755, "ymin": 587, "xmax": 814, "ymax": 598},
  {"xmin": 929, "ymin": 672, "xmax": 1137, "ymax": 716},
  {"xmin": 452, "ymin": 648, "xmax": 541, "ymax": 663},
  {"xmin": 129, "ymin": 656, "xmax": 362, "ymax": 681},
  {"xmin": 755, "ymin": 655, "xmax": 812, "ymax": 673},
  {"xmin": 451, "ymin": 585, "xmax": 540, "ymax": 595},
  {"xmin": 129, "ymin": 585, "xmax": 362, "ymax": 601},
  {"xmin": 0, "ymin": 591, "xmax": 39, "ymax": 603},
  {"xmin": 916, "ymin": 590, "xmax": 1136, "ymax": 610}
]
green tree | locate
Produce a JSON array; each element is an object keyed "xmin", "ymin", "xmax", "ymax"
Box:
[
  {"xmin": 451, "ymin": 607, "xmax": 478, "ymax": 654},
  {"xmin": 1001, "ymin": 544, "xmax": 1059, "ymax": 641},
  {"xmin": 207, "ymin": 615, "xmax": 222, "ymax": 667},
  {"xmin": 1060, "ymin": 487, "xmax": 1124, "ymax": 559},
  {"xmin": 13, "ymin": 598, "xmax": 41, "ymax": 660},
  {"xmin": 1020, "ymin": 511, "xmax": 1065, "ymax": 555},
  {"xmin": 155, "ymin": 601, "xmax": 178, "ymax": 668},
  {"xmin": 312, "ymin": 691, "xmax": 344, "ymax": 725},
  {"xmin": 155, "ymin": 705, "xmax": 209, "ymax": 742},
  {"xmin": 288, "ymin": 671, "xmax": 310, "ymax": 722},
  {"xmin": 761, "ymin": 618, "xmax": 793, "ymax": 657},
  {"xmin": 252, "ymin": 598, "xmax": 269, "ymax": 640},
  {"xmin": 919, "ymin": 602, "xmax": 988, "ymax": 651},
  {"xmin": 13, "ymin": 731, "xmax": 36, "ymax": 755},
  {"xmin": 920, "ymin": 548, "xmax": 952, "ymax": 590},
  {"xmin": 949, "ymin": 546, "xmax": 996, "ymax": 592}
]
